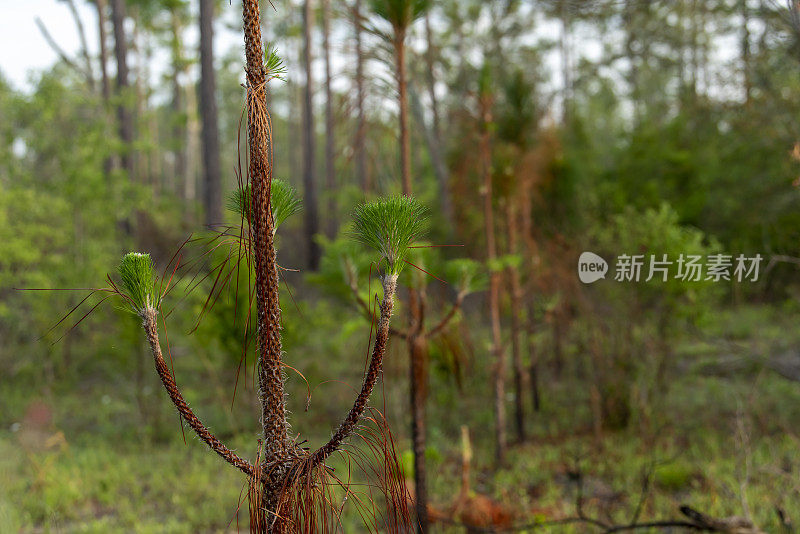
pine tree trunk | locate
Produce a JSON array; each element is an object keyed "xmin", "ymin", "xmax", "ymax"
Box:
[
  {"xmin": 199, "ymin": 0, "xmax": 222, "ymax": 227},
  {"xmin": 559, "ymin": 0, "xmax": 571, "ymax": 123},
  {"xmin": 409, "ymin": 330, "xmax": 429, "ymax": 534},
  {"xmin": 398, "ymin": 26, "xmax": 428, "ymax": 531},
  {"xmin": 506, "ymin": 201, "xmax": 526, "ymax": 442},
  {"xmin": 740, "ymin": 0, "xmax": 752, "ymax": 103},
  {"xmin": 480, "ymin": 95, "xmax": 506, "ymax": 464},
  {"xmin": 423, "ymin": 14, "xmax": 453, "ymax": 228},
  {"xmin": 95, "ymin": 0, "xmax": 114, "ymax": 179},
  {"xmin": 242, "ymin": 0, "xmax": 291, "ymax": 524},
  {"xmin": 110, "ymin": 0, "xmax": 134, "ymax": 181},
  {"xmin": 322, "ymin": 0, "xmax": 337, "ymax": 238},
  {"xmin": 303, "ymin": 0, "xmax": 321, "ymax": 269},
  {"xmin": 527, "ymin": 299, "xmax": 541, "ymax": 412},
  {"xmin": 353, "ymin": 0, "xmax": 369, "ymax": 192},
  {"xmin": 397, "ymin": 33, "xmax": 411, "ymax": 197},
  {"xmin": 96, "ymin": 0, "xmax": 111, "ymax": 103},
  {"xmin": 171, "ymin": 8, "xmax": 188, "ymax": 197}
]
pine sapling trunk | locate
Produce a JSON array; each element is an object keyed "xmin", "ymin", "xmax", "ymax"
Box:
[
  {"xmin": 242, "ymin": 0, "xmax": 291, "ymax": 506},
  {"xmin": 109, "ymin": 5, "xmax": 417, "ymax": 532}
]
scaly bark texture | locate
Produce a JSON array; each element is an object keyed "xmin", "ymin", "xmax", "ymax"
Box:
[{"xmin": 242, "ymin": 0, "xmax": 290, "ymax": 464}]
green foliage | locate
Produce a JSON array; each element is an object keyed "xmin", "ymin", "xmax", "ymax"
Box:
[
  {"xmin": 497, "ymin": 69, "xmax": 536, "ymax": 148},
  {"xmin": 226, "ymin": 179, "xmax": 303, "ymax": 234},
  {"xmin": 269, "ymin": 179, "xmax": 303, "ymax": 231},
  {"xmin": 368, "ymin": 0, "xmax": 430, "ymax": 31},
  {"xmin": 487, "ymin": 254, "xmax": 522, "ymax": 273},
  {"xmin": 590, "ymin": 203, "xmax": 720, "ymax": 318},
  {"xmin": 118, "ymin": 253, "xmax": 158, "ymax": 312},
  {"xmin": 351, "ymin": 195, "xmax": 428, "ymax": 275},
  {"xmin": 654, "ymin": 462, "xmax": 696, "ymax": 491},
  {"xmin": 445, "ymin": 258, "xmax": 487, "ymax": 295},
  {"xmin": 264, "ymin": 42, "xmax": 288, "ymax": 82}
]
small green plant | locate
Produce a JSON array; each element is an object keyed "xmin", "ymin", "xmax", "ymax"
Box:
[
  {"xmin": 117, "ymin": 253, "xmax": 157, "ymax": 312},
  {"xmin": 351, "ymin": 195, "xmax": 427, "ymax": 276},
  {"xmin": 264, "ymin": 42, "xmax": 288, "ymax": 82}
]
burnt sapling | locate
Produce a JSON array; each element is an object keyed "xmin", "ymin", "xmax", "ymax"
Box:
[{"xmin": 56, "ymin": 1, "xmax": 428, "ymax": 530}]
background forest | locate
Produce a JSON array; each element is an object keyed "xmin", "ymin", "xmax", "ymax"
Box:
[{"xmin": 3, "ymin": 0, "xmax": 800, "ymax": 532}]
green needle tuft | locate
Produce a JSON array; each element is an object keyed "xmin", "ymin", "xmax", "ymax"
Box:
[
  {"xmin": 264, "ymin": 42, "xmax": 288, "ymax": 82},
  {"xmin": 227, "ymin": 179, "xmax": 303, "ymax": 234},
  {"xmin": 270, "ymin": 179, "xmax": 303, "ymax": 231},
  {"xmin": 351, "ymin": 195, "xmax": 428, "ymax": 275},
  {"xmin": 118, "ymin": 252, "xmax": 157, "ymax": 311}
]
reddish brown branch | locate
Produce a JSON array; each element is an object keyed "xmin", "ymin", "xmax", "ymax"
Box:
[
  {"xmin": 141, "ymin": 307, "xmax": 253, "ymax": 476},
  {"xmin": 312, "ymin": 274, "xmax": 398, "ymax": 465}
]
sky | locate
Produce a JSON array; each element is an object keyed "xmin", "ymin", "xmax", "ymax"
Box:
[
  {"xmin": 0, "ymin": 0, "xmax": 247, "ymax": 93},
  {"xmin": 0, "ymin": 1, "xmax": 101, "ymax": 90}
]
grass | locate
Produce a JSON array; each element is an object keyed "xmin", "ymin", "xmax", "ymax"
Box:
[{"xmin": 2, "ymin": 302, "xmax": 800, "ymax": 532}]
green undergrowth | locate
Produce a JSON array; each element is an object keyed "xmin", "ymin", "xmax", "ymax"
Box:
[{"xmin": 3, "ymin": 303, "xmax": 800, "ymax": 532}]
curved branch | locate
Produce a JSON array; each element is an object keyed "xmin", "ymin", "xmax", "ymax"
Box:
[
  {"xmin": 311, "ymin": 274, "xmax": 398, "ymax": 465},
  {"xmin": 140, "ymin": 307, "xmax": 254, "ymax": 476},
  {"xmin": 426, "ymin": 291, "xmax": 465, "ymax": 338},
  {"xmin": 348, "ymin": 268, "xmax": 407, "ymax": 339}
]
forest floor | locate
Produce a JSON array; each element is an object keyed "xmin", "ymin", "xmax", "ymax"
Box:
[{"xmin": 2, "ymin": 304, "xmax": 800, "ymax": 533}]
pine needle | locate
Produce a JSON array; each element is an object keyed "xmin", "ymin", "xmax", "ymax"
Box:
[
  {"xmin": 351, "ymin": 195, "xmax": 428, "ymax": 275},
  {"xmin": 118, "ymin": 252, "xmax": 157, "ymax": 311}
]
